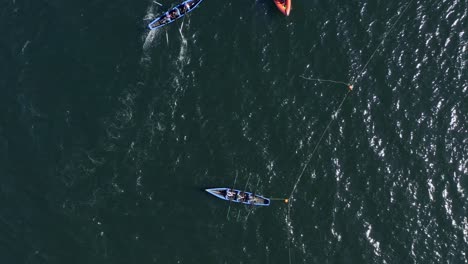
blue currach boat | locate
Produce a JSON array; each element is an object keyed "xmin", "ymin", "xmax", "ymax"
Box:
[
  {"xmin": 148, "ymin": 0, "xmax": 203, "ymax": 30},
  {"xmin": 205, "ymin": 188, "xmax": 271, "ymax": 206}
]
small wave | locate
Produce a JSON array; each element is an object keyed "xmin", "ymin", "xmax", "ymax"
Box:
[
  {"xmin": 177, "ymin": 20, "xmax": 189, "ymax": 65},
  {"xmin": 141, "ymin": 2, "xmax": 165, "ymax": 65}
]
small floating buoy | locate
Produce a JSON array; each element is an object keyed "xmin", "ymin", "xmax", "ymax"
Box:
[
  {"xmin": 348, "ymin": 84, "xmax": 353, "ymax": 91},
  {"xmin": 284, "ymin": 199, "xmax": 289, "ymax": 204}
]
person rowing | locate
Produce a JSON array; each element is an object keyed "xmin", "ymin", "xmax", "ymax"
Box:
[
  {"xmin": 179, "ymin": 2, "xmax": 190, "ymax": 14},
  {"xmin": 156, "ymin": 13, "xmax": 171, "ymax": 25},
  {"xmin": 189, "ymin": 0, "xmax": 200, "ymax": 8},
  {"xmin": 237, "ymin": 192, "xmax": 245, "ymax": 202},
  {"xmin": 238, "ymin": 192, "xmax": 250, "ymax": 203},
  {"xmin": 226, "ymin": 189, "xmax": 236, "ymax": 200},
  {"xmin": 169, "ymin": 9, "xmax": 179, "ymax": 19}
]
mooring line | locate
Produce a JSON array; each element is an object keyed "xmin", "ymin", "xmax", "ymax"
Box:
[
  {"xmin": 301, "ymin": 0, "xmax": 415, "ymax": 91},
  {"xmin": 300, "ymin": 75, "xmax": 352, "ymax": 89},
  {"xmin": 288, "ymin": 90, "xmax": 350, "ymax": 200},
  {"xmin": 293, "ymin": 0, "xmax": 415, "ymax": 199},
  {"xmin": 288, "ymin": 1, "xmax": 416, "ymax": 262},
  {"xmin": 350, "ymin": 0, "xmax": 415, "ymax": 86},
  {"xmin": 285, "ymin": 89, "xmax": 350, "ymax": 264}
]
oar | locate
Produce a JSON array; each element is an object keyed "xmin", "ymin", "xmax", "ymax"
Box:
[
  {"xmin": 243, "ymin": 178, "xmax": 260, "ymax": 221},
  {"xmin": 226, "ymin": 171, "xmax": 239, "ymax": 220},
  {"xmin": 235, "ymin": 174, "xmax": 252, "ymax": 221}
]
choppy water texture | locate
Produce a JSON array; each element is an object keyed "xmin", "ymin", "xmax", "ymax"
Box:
[{"xmin": 1, "ymin": 0, "xmax": 467, "ymax": 263}]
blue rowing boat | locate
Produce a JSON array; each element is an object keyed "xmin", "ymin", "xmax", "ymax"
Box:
[
  {"xmin": 148, "ymin": 0, "xmax": 203, "ymax": 30},
  {"xmin": 205, "ymin": 188, "xmax": 271, "ymax": 206}
]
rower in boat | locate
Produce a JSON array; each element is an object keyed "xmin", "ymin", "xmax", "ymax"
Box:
[
  {"xmin": 188, "ymin": 1, "xmax": 199, "ymax": 8},
  {"xmin": 238, "ymin": 192, "xmax": 250, "ymax": 202},
  {"xmin": 160, "ymin": 13, "xmax": 171, "ymax": 24},
  {"xmin": 169, "ymin": 9, "xmax": 180, "ymax": 19},
  {"xmin": 237, "ymin": 192, "xmax": 244, "ymax": 201},
  {"xmin": 179, "ymin": 3, "xmax": 190, "ymax": 14},
  {"xmin": 226, "ymin": 189, "xmax": 236, "ymax": 200}
]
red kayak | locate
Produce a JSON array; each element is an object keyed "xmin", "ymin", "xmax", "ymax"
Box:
[{"xmin": 273, "ymin": 0, "xmax": 291, "ymax": 16}]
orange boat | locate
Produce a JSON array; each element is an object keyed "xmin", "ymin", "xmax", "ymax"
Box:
[{"xmin": 273, "ymin": 0, "xmax": 291, "ymax": 16}]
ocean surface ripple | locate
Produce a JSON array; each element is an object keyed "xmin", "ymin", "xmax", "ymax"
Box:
[{"xmin": 0, "ymin": 0, "xmax": 466, "ymax": 263}]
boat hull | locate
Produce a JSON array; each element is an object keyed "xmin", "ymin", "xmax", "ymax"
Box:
[
  {"xmin": 148, "ymin": 0, "xmax": 203, "ymax": 30},
  {"xmin": 273, "ymin": 0, "xmax": 291, "ymax": 16},
  {"xmin": 205, "ymin": 188, "xmax": 270, "ymax": 206}
]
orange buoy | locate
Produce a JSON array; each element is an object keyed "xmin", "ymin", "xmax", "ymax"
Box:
[
  {"xmin": 348, "ymin": 84, "xmax": 354, "ymax": 91},
  {"xmin": 284, "ymin": 199, "xmax": 289, "ymax": 203},
  {"xmin": 273, "ymin": 0, "xmax": 292, "ymax": 16}
]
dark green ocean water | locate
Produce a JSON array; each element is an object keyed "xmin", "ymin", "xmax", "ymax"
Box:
[{"xmin": 1, "ymin": 0, "xmax": 467, "ymax": 263}]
